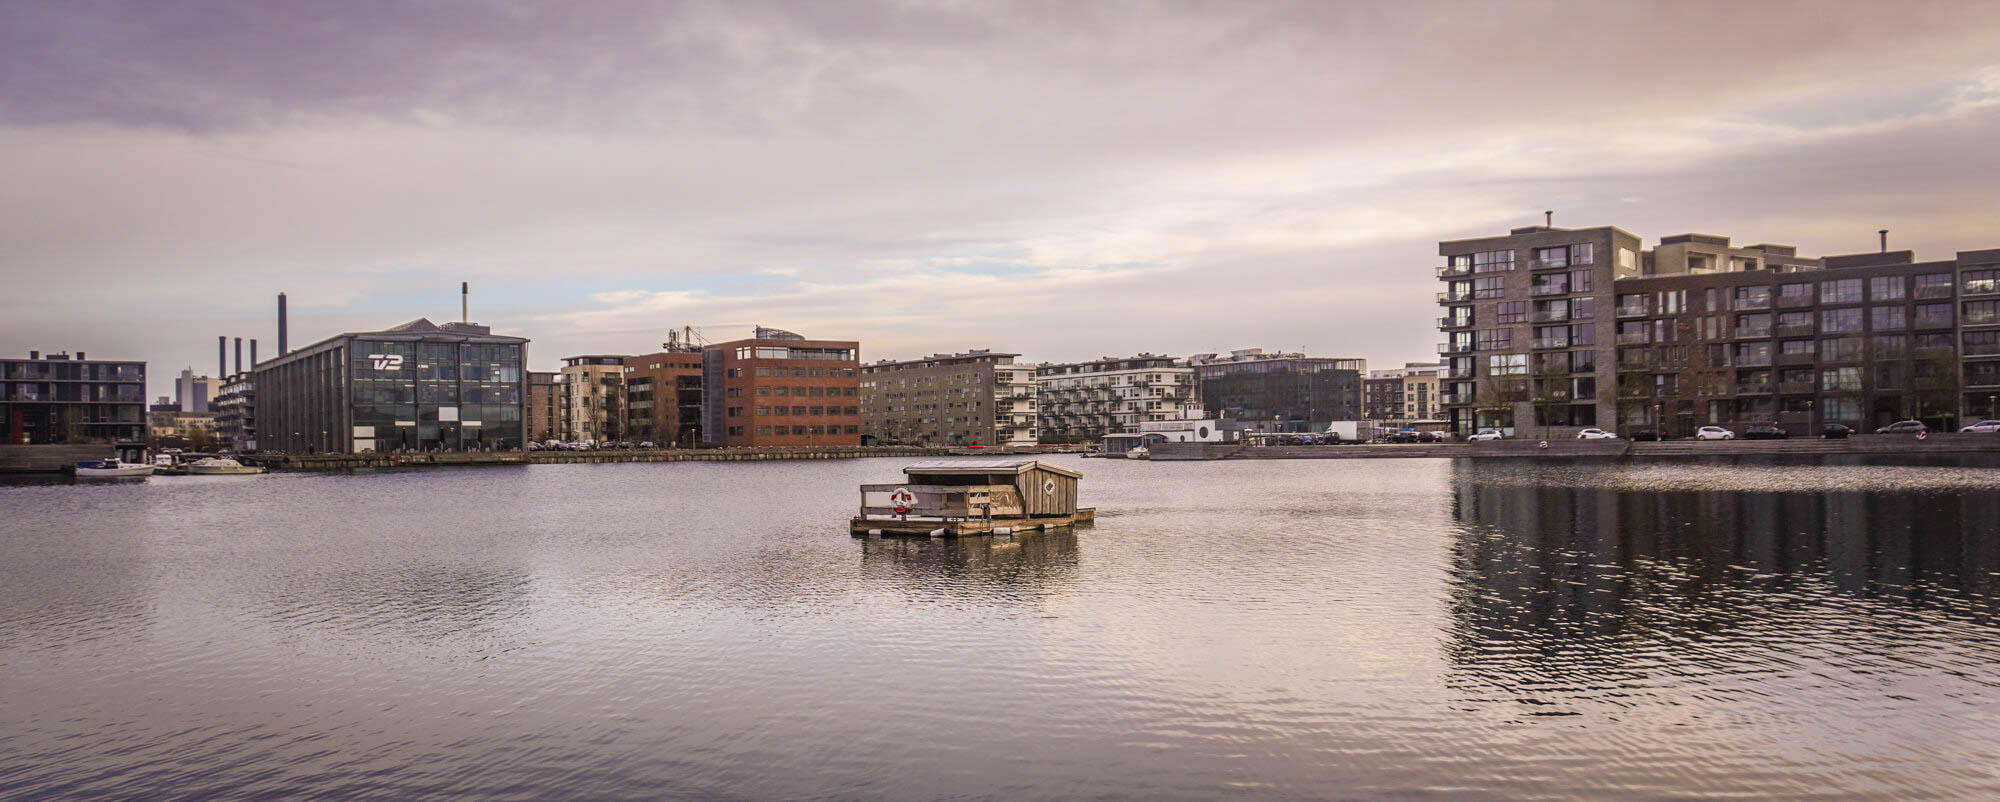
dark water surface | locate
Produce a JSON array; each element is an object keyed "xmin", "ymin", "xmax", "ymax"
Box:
[{"xmin": 4, "ymin": 456, "xmax": 1999, "ymax": 800}]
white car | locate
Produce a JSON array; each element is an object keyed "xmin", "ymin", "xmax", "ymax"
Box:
[
  {"xmin": 1575, "ymin": 428, "xmax": 1617, "ymax": 440},
  {"xmin": 1960, "ymin": 419, "xmax": 2000, "ymax": 433},
  {"xmin": 1694, "ymin": 426, "xmax": 1735, "ymax": 441},
  {"xmin": 1467, "ymin": 428, "xmax": 1505, "ymax": 441}
]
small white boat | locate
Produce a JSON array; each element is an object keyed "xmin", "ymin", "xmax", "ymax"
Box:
[
  {"xmin": 75, "ymin": 459, "xmax": 155, "ymax": 478},
  {"xmin": 185, "ymin": 458, "xmax": 265, "ymax": 475},
  {"xmin": 1123, "ymin": 446, "xmax": 1150, "ymax": 460}
]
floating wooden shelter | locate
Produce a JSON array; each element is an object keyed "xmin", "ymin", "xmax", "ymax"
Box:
[{"xmin": 852, "ymin": 458, "xmax": 1094, "ymax": 537}]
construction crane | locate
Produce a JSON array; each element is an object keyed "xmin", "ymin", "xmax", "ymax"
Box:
[{"xmin": 663, "ymin": 325, "xmax": 708, "ymax": 352}]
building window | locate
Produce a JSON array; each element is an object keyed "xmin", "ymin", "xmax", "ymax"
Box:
[
  {"xmin": 1965, "ymin": 269, "xmax": 1999, "ymax": 295},
  {"xmin": 1820, "ymin": 307, "xmax": 1863, "ymax": 333},
  {"xmin": 1476, "ymin": 329, "xmax": 1512, "ymax": 350},
  {"xmin": 1736, "ymin": 313, "xmax": 1771, "ymax": 337},
  {"xmin": 1570, "ymin": 269, "xmax": 1593, "ymax": 293},
  {"xmin": 1915, "ymin": 303, "xmax": 1955, "ymax": 328},
  {"xmin": 1777, "ymin": 311, "xmax": 1812, "ymax": 332},
  {"xmin": 1819, "ymin": 337, "xmax": 1862, "ymax": 362},
  {"xmin": 1473, "ymin": 277, "xmax": 1505, "ymax": 299},
  {"xmin": 1872, "ymin": 334, "xmax": 1908, "ymax": 359},
  {"xmin": 1871, "ymin": 306, "xmax": 1907, "ymax": 330},
  {"xmin": 1495, "ymin": 302, "xmax": 1528, "ymax": 323},
  {"xmin": 1472, "ymin": 250, "xmax": 1515, "ymax": 273},
  {"xmin": 1732, "ymin": 286, "xmax": 1772, "ymax": 310},
  {"xmin": 1821, "ymin": 397, "xmax": 1862, "ymax": 421},
  {"xmin": 1778, "ymin": 283, "xmax": 1812, "ymax": 306},
  {"xmin": 1964, "ymin": 300, "xmax": 2000, "ymax": 325},
  {"xmin": 1779, "ymin": 339, "xmax": 1813, "ymax": 356},
  {"xmin": 1569, "ymin": 297, "xmax": 1595, "ymax": 319},
  {"xmin": 1487, "ymin": 354, "xmax": 1528, "ymax": 376},
  {"xmin": 1871, "ymin": 276, "xmax": 1907, "ymax": 301},
  {"xmin": 1966, "ymin": 330, "xmax": 2000, "ymax": 356},
  {"xmin": 1914, "ymin": 273, "xmax": 1954, "ymax": 299},
  {"xmin": 1819, "ymin": 279, "xmax": 1863, "ymax": 304},
  {"xmin": 1819, "ymin": 367, "xmax": 1862, "ymax": 392}
]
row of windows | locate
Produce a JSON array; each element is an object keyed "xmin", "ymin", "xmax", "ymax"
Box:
[
  {"xmin": 730, "ymin": 405, "xmax": 861, "ymax": 417},
  {"xmin": 749, "ymin": 425, "xmax": 861, "ymax": 436}
]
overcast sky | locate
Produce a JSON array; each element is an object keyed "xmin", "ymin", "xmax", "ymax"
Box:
[{"xmin": 4, "ymin": 0, "xmax": 1999, "ymax": 400}]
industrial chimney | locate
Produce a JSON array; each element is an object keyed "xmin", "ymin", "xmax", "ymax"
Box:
[
  {"xmin": 278, "ymin": 293, "xmax": 289, "ymax": 355},
  {"xmin": 234, "ymin": 337, "xmax": 243, "ymax": 375},
  {"xmin": 1879, "ymin": 229, "xmax": 1889, "ymax": 253},
  {"xmin": 217, "ymin": 336, "xmax": 226, "ymax": 378},
  {"xmin": 250, "ymin": 339, "xmax": 257, "ymax": 369},
  {"xmin": 461, "ymin": 281, "xmax": 469, "ymax": 324}
]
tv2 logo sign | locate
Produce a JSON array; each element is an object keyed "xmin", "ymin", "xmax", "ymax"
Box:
[{"xmin": 367, "ymin": 354, "xmax": 405, "ymax": 371}]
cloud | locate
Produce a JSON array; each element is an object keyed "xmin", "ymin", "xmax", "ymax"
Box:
[{"xmin": 1, "ymin": 0, "xmax": 1998, "ymax": 401}]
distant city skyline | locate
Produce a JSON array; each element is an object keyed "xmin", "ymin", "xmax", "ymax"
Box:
[{"xmin": 4, "ymin": 1, "xmax": 1999, "ymax": 403}]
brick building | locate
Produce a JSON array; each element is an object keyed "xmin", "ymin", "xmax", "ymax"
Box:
[
  {"xmin": 704, "ymin": 328, "xmax": 860, "ymax": 447},
  {"xmin": 624, "ymin": 350, "xmax": 705, "ymax": 446}
]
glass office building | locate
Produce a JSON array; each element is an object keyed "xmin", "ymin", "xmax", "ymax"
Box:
[{"xmin": 256, "ymin": 319, "xmax": 528, "ymax": 453}]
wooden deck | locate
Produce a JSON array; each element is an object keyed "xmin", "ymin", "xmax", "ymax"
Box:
[{"xmin": 850, "ymin": 508, "xmax": 1096, "ymax": 537}]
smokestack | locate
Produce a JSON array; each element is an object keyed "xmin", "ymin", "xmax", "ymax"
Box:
[
  {"xmin": 218, "ymin": 336, "xmax": 227, "ymax": 378},
  {"xmin": 1879, "ymin": 229, "xmax": 1888, "ymax": 253},
  {"xmin": 250, "ymin": 339, "xmax": 257, "ymax": 369},
  {"xmin": 278, "ymin": 293, "xmax": 289, "ymax": 355},
  {"xmin": 234, "ymin": 337, "xmax": 243, "ymax": 375},
  {"xmin": 461, "ymin": 281, "xmax": 469, "ymax": 324},
  {"xmin": 1544, "ymin": 210, "xmax": 1553, "ymax": 227}
]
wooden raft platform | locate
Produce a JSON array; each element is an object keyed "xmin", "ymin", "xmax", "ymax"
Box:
[{"xmin": 851, "ymin": 508, "xmax": 1096, "ymax": 537}]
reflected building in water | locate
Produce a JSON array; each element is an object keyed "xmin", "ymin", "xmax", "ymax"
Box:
[
  {"xmin": 857, "ymin": 531, "xmax": 1081, "ymax": 596},
  {"xmin": 1439, "ymin": 457, "xmax": 2000, "ymax": 699}
]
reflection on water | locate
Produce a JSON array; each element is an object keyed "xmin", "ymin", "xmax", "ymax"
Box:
[{"xmin": 2, "ymin": 456, "xmax": 1999, "ymax": 799}]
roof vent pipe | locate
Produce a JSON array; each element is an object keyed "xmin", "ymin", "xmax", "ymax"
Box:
[
  {"xmin": 1545, "ymin": 210, "xmax": 1553, "ymax": 227},
  {"xmin": 1879, "ymin": 229, "xmax": 1888, "ymax": 253}
]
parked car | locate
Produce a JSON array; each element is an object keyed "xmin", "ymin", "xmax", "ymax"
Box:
[
  {"xmin": 1627, "ymin": 428, "xmax": 1669, "ymax": 441},
  {"xmin": 1821, "ymin": 423, "xmax": 1854, "ymax": 439},
  {"xmin": 1575, "ymin": 428, "xmax": 1617, "ymax": 440},
  {"xmin": 1418, "ymin": 430, "xmax": 1448, "ymax": 443},
  {"xmin": 1959, "ymin": 419, "xmax": 2000, "ymax": 433},
  {"xmin": 1694, "ymin": 426, "xmax": 1735, "ymax": 441},
  {"xmin": 1875, "ymin": 420, "xmax": 1927, "ymax": 434},
  {"xmin": 1743, "ymin": 425, "xmax": 1790, "ymax": 440},
  {"xmin": 639, "ymin": 441, "xmax": 657, "ymax": 448},
  {"xmin": 1381, "ymin": 430, "xmax": 1421, "ymax": 443},
  {"xmin": 1467, "ymin": 428, "xmax": 1505, "ymax": 441}
]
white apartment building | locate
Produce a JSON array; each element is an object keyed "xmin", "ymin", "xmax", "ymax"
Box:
[
  {"xmin": 1034, "ymin": 354, "xmax": 1195, "ymax": 440},
  {"xmin": 559, "ymin": 355, "xmax": 628, "ymax": 443}
]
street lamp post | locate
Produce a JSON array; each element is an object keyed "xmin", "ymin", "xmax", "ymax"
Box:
[{"xmin": 1653, "ymin": 404, "xmax": 1662, "ymax": 437}]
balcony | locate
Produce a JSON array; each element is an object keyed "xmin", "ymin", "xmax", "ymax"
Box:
[
  {"xmin": 1437, "ymin": 264, "xmax": 1471, "ymax": 278},
  {"xmin": 1777, "ymin": 381, "xmax": 1814, "ymax": 395},
  {"xmin": 1774, "ymin": 350, "xmax": 1814, "ymax": 365},
  {"xmin": 1530, "ymin": 338, "xmax": 1570, "ymax": 350},
  {"xmin": 1446, "ymin": 365, "xmax": 1475, "ymax": 379},
  {"xmin": 1777, "ymin": 294, "xmax": 1812, "ymax": 308},
  {"xmin": 1437, "ymin": 290, "xmax": 1472, "ymax": 304},
  {"xmin": 1915, "ymin": 315, "xmax": 1956, "ymax": 330},
  {"xmin": 1732, "ymin": 297, "xmax": 1772, "ymax": 311},
  {"xmin": 1530, "ymin": 310, "xmax": 1572, "ymax": 324},
  {"xmin": 1735, "ymin": 383, "xmax": 1773, "ymax": 395},
  {"xmin": 1528, "ymin": 258, "xmax": 1571, "ymax": 271},
  {"xmin": 1615, "ymin": 333, "xmax": 1651, "ymax": 345},
  {"xmin": 1615, "ymin": 304, "xmax": 1652, "ymax": 318},
  {"xmin": 1774, "ymin": 323, "xmax": 1814, "ymax": 337},
  {"xmin": 1735, "ymin": 328, "xmax": 1772, "ymax": 339},
  {"xmin": 1441, "ymin": 392, "xmax": 1471, "ymax": 405},
  {"xmin": 1529, "ymin": 283, "xmax": 1572, "ymax": 297},
  {"xmin": 1438, "ymin": 316, "xmax": 1473, "ymax": 329},
  {"xmin": 1438, "ymin": 342, "xmax": 1473, "ymax": 355}
]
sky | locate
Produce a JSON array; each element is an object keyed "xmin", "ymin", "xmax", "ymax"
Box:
[{"xmin": 3, "ymin": 0, "xmax": 1999, "ymax": 402}]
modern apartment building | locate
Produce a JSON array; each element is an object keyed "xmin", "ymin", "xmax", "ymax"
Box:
[
  {"xmin": 2, "ymin": 350, "xmax": 146, "ymax": 444},
  {"xmin": 213, "ymin": 371, "xmax": 256, "ymax": 450},
  {"xmin": 1437, "ymin": 224, "xmax": 2000, "ymax": 435},
  {"xmin": 255, "ymin": 318, "xmax": 529, "ymax": 453},
  {"xmin": 526, "ymin": 371, "xmax": 558, "ymax": 443},
  {"xmin": 1190, "ymin": 349, "xmax": 1366, "ymax": 432},
  {"xmin": 1364, "ymin": 362, "xmax": 1446, "ymax": 422},
  {"xmin": 860, "ymin": 349, "xmax": 1037, "ymax": 447},
  {"xmin": 623, "ymin": 350, "xmax": 705, "ymax": 447},
  {"xmin": 704, "ymin": 328, "xmax": 860, "ymax": 447},
  {"xmin": 559, "ymin": 355, "xmax": 629, "ymax": 443},
  {"xmin": 1035, "ymin": 354, "xmax": 1195, "ymax": 441}
]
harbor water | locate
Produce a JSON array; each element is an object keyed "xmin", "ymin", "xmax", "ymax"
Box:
[{"xmin": 3, "ymin": 456, "xmax": 1998, "ymax": 799}]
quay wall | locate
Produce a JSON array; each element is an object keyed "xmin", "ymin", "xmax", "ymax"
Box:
[
  {"xmin": 1147, "ymin": 434, "xmax": 2000, "ymax": 461},
  {"xmin": 265, "ymin": 445, "xmax": 1001, "ymax": 472},
  {"xmin": 0, "ymin": 444, "xmax": 115, "ymax": 473}
]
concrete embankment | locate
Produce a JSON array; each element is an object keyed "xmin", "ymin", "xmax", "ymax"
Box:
[
  {"xmin": 1147, "ymin": 434, "xmax": 2000, "ymax": 461},
  {"xmin": 263, "ymin": 445, "xmax": 1055, "ymax": 472}
]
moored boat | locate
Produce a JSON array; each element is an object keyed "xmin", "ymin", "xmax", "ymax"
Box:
[
  {"xmin": 185, "ymin": 457, "xmax": 265, "ymax": 475},
  {"xmin": 74, "ymin": 459, "xmax": 154, "ymax": 478}
]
